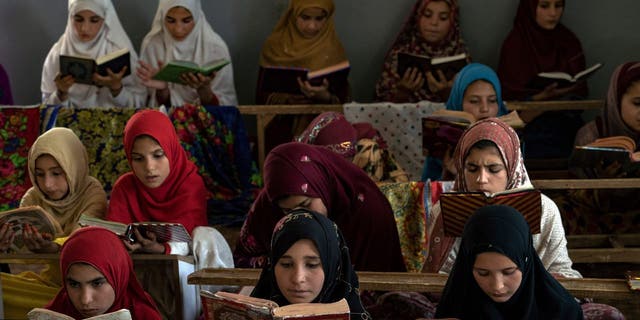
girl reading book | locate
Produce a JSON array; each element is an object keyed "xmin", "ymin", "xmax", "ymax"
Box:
[
  {"xmin": 41, "ymin": 0, "xmax": 146, "ymax": 108},
  {"xmin": 257, "ymin": 0, "xmax": 350, "ymax": 154},
  {"xmin": 426, "ymin": 118, "xmax": 625, "ymax": 319},
  {"xmin": 435, "ymin": 205, "xmax": 582, "ymax": 319},
  {"xmin": 375, "ymin": 0, "xmax": 471, "ymax": 103},
  {"xmin": 43, "ymin": 226, "xmax": 161, "ymax": 319},
  {"xmin": 421, "ymin": 63, "xmax": 508, "ymax": 181},
  {"xmin": 251, "ymin": 209, "xmax": 370, "ymax": 318},
  {"xmin": 234, "ymin": 142, "xmax": 406, "ymax": 272},
  {"xmin": 137, "ymin": 0, "xmax": 238, "ymax": 107},
  {"xmin": 1, "ymin": 127, "xmax": 108, "ymax": 318}
]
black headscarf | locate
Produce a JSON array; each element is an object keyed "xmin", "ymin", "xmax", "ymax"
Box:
[
  {"xmin": 251, "ymin": 209, "xmax": 369, "ymax": 318},
  {"xmin": 435, "ymin": 205, "xmax": 582, "ymax": 319}
]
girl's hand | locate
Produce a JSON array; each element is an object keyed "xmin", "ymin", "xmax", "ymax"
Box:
[
  {"xmin": 93, "ymin": 66, "xmax": 128, "ymax": 94},
  {"xmin": 297, "ymin": 78, "xmax": 333, "ymax": 102},
  {"xmin": 0, "ymin": 223, "xmax": 15, "ymax": 252},
  {"xmin": 425, "ymin": 69, "xmax": 452, "ymax": 94},
  {"xmin": 137, "ymin": 60, "xmax": 168, "ymax": 90},
  {"xmin": 180, "ymin": 72, "xmax": 214, "ymax": 90},
  {"xmin": 532, "ymin": 82, "xmax": 581, "ymax": 101},
  {"xmin": 122, "ymin": 227, "xmax": 165, "ymax": 254},
  {"xmin": 397, "ymin": 67, "xmax": 425, "ymax": 93},
  {"xmin": 54, "ymin": 73, "xmax": 75, "ymax": 100},
  {"xmin": 23, "ymin": 223, "xmax": 58, "ymax": 253}
]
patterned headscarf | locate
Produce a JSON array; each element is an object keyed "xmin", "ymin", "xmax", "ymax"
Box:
[
  {"xmin": 251, "ymin": 209, "xmax": 369, "ymax": 317},
  {"xmin": 375, "ymin": 0, "xmax": 469, "ymax": 102},
  {"xmin": 259, "ymin": 0, "xmax": 347, "ymax": 71},
  {"xmin": 453, "ymin": 118, "xmax": 531, "ymax": 192},
  {"xmin": 295, "ymin": 112, "xmax": 357, "ymax": 158},
  {"xmin": 601, "ymin": 61, "xmax": 640, "ymax": 144}
]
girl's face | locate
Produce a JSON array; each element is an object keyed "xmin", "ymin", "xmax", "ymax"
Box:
[
  {"xmin": 66, "ymin": 263, "xmax": 116, "ymax": 318},
  {"xmin": 418, "ymin": 0, "xmax": 452, "ymax": 44},
  {"xmin": 463, "ymin": 145, "xmax": 508, "ymax": 194},
  {"xmin": 473, "ymin": 251, "xmax": 523, "ymax": 303},
  {"xmin": 620, "ymin": 80, "xmax": 640, "ymax": 133},
  {"xmin": 275, "ymin": 239, "xmax": 325, "ymax": 304},
  {"xmin": 164, "ymin": 6, "xmax": 195, "ymax": 41},
  {"xmin": 35, "ymin": 154, "xmax": 69, "ymax": 201},
  {"xmin": 277, "ymin": 195, "xmax": 328, "ymax": 216},
  {"xmin": 535, "ymin": 0, "xmax": 564, "ymax": 30},
  {"xmin": 130, "ymin": 136, "xmax": 170, "ymax": 189},
  {"xmin": 72, "ymin": 10, "xmax": 104, "ymax": 42},
  {"xmin": 462, "ymin": 80, "xmax": 499, "ymax": 120},
  {"xmin": 295, "ymin": 7, "xmax": 328, "ymax": 39}
]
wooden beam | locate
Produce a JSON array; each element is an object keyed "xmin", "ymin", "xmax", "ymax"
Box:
[
  {"xmin": 237, "ymin": 104, "xmax": 343, "ymax": 115},
  {"xmin": 506, "ymin": 100, "xmax": 603, "ymax": 112},
  {"xmin": 188, "ymin": 268, "xmax": 637, "ymax": 301},
  {"xmin": 567, "ymin": 234, "xmax": 640, "ymax": 248},
  {"xmin": 569, "ymin": 248, "xmax": 640, "ymax": 263},
  {"xmin": 531, "ymin": 178, "xmax": 640, "ymax": 190},
  {"xmin": 0, "ymin": 253, "xmax": 194, "ymax": 264}
]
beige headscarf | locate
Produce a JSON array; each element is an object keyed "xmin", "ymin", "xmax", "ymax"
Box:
[
  {"xmin": 21, "ymin": 128, "xmax": 107, "ymax": 236},
  {"xmin": 259, "ymin": 0, "xmax": 347, "ymax": 71}
]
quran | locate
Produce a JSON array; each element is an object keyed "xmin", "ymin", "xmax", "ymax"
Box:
[
  {"xmin": 530, "ymin": 63, "xmax": 602, "ymax": 89},
  {"xmin": 0, "ymin": 206, "xmax": 61, "ymax": 252},
  {"xmin": 569, "ymin": 136, "xmax": 640, "ymax": 178},
  {"xmin": 60, "ymin": 48, "xmax": 131, "ymax": 85},
  {"xmin": 201, "ymin": 290, "xmax": 349, "ymax": 320},
  {"xmin": 439, "ymin": 188, "xmax": 542, "ymax": 237},
  {"xmin": 27, "ymin": 308, "xmax": 132, "ymax": 320},
  {"xmin": 153, "ymin": 59, "xmax": 230, "ymax": 84},
  {"xmin": 397, "ymin": 52, "xmax": 467, "ymax": 83},
  {"xmin": 78, "ymin": 214, "xmax": 191, "ymax": 243},
  {"xmin": 259, "ymin": 60, "xmax": 350, "ymax": 95}
]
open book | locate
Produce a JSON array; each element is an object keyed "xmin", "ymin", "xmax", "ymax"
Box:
[
  {"xmin": 27, "ymin": 308, "xmax": 132, "ymax": 320},
  {"xmin": 201, "ymin": 290, "xmax": 349, "ymax": 320},
  {"xmin": 439, "ymin": 187, "xmax": 542, "ymax": 237},
  {"xmin": 422, "ymin": 110, "xmax": 525, "ymax": 158},
  {"xmin": 78, "ymin": 214, "xmax": 192, "ymax": 243},
  {"xmin": 626, "ymin": 271, "xmax": 640, "ymax": 291},
  {"xmin": 153, "ymin": 59, "xmax": 231, "ymax": 84},
  {"xmin": 0, "ymin": 206, "xmax": 62, "ymax": 252},
  {"xmin": 397, "ymin": 52, "xmax": 467, "ymax": 84},
  {"xmin": 569, "ymin": 136, "xmax": 640, "ymax": 178},
  {"xmin": 259, "ymin": 60, "xmax": 350, "ymax": 95},
  {"xmin": 60, "ymin": 48, "xmax": 131, "ymax": 85},
  {"xmin": 531, "ymin": 63, "xmax": 602, "ymax": 89}
]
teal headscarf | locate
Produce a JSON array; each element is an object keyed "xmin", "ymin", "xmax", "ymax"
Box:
[{"xmin": 445, "ymin": 63, "xmax": 508, "ymax": 116}]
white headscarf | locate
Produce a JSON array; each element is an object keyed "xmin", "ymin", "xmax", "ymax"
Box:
[
  {"xmin": 41, "ymin": 0, "xmax": 145, "ymax": 108},
  {"xmin": 140, "ymin": 0, "xmax": 238, "ymax": 106}
]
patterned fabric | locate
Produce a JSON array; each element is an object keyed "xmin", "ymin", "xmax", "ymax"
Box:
[
  {"xmin": 343, "ymin": 101, "xmax": 445, "ymax": 180},
  {"xmin": 0, "ymin": 106, "xmax": 39, "ymax": 210},
  {"xmin": 170, "ymin": 104, "xmax": 260, "ymax": 225},
  {"xmin": 378, "ymin": 181, "xmax": 427, "ymax": 272},
  {"xmin": 41, "ymin": 105, "xmax": 135, "ymax": 195}
]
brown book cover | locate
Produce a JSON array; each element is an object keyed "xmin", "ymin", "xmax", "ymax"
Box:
[
  {"xmin": 569, "ymin": 135, "xmax": 640, "ymax": 178},
  {"xmin": 0, "ymin": 205, "xmax": 62, "ymax": 252},
  {"xmin": 439, "ymin": 188, "xmax": 542, "ymax": 237},
  {"xmin": 201, "ymin": 290, "xmax": 349, "ymax": 320},
  {"xmin": 259, "ymin": 61, "xmax": 350, "ymax": 95},
  {"xmin": 397, "ymin": 52, "xmax": 468, "ymax": 84}
]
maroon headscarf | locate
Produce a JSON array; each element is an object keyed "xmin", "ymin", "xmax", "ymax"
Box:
[
  {"xmin": 107, "ymin": 110, "xmax": 207, "ymax": 234},
  {"xmin": 375, "ymin": 0, "xmax": 469, "ymax": 102},
  {"xmin": 601, "ymin": 62, "xmax": 640, "ymax": 144},
  {"xmin": 45, "ymin": 227, "xmax": 161, "ymax": 319},
  {"xmin": 497, "ymin": 0, "xmax": 587, "ymax": 100},
  {"xmin": 234, "ymin": 143, "xmax": 406, "ymax": 272},
  {"xmin": 295, "ymin": 112, "xmax": 357, "ymax": 158}
]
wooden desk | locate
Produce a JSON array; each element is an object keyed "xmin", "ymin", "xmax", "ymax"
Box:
[
  {"xmin": 188, "ymin": 268, "xmax": 637, "ymax": 302},
  {"xmin": 0, "ymin": 254, "xmax": 195, "ymax": 320},
  {"xmin": 506, "ymin": 100, "xmax": 604, "ymax": 112},
  {"xmin": 532, "ymin": 178, "xmax": 640, "ymax": 190}
]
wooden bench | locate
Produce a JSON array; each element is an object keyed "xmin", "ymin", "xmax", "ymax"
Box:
[
  {"xmin": 188, "ymin": 268, "xmax": 638, "ymax": 316},
  {"xmin": 506, "ymin": 99, "xmax": 604, "ymax": 112},
  {"xmin": 0, "ymin": 253, "xmax": 196, "ymax": 320}
]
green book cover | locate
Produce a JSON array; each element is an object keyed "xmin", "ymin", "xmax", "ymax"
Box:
[{"xmin": 153, "ymin": 59, "xmax": 230, "ymax": 84}]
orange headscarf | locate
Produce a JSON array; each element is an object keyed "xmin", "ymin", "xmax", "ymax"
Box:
[{"xmin": 259, "ymin": 0, "xmax": 347, "ymax": 71}]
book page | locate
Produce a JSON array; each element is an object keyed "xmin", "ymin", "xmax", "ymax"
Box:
[
  {"xmin": 78, "ymin": 214, "xmax": 128, "ymax": 236},
  {"xmin": 574, "ymin": 63, "xmax": 603, "ymax": 80},
  {"xmin": 307, "ymin": 60, "xmax": 350, "ymax": 79},
  {"xmin": 95, "ymin": 48, "xmax": 129, "ymax": 65},
  {"xmin": 0, "ymin": 206, "xmax": 61, "ymax": 252},
  {"xmin": 27, "ymin": 308, "xmax": 75, "ymax": 320},
  {"xmin": 272, "ymin": 298, "xmax": 349, "ymax": 318},
  {"xmin": 431, "ymin": 53, "xmax": 467, "ymax": 65},
  {"xmin": 86, "ymin": 309, "xmax": 132, "ymax": 320}
]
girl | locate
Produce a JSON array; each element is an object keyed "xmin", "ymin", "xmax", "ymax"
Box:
[
  {"xmin": 234, "ymin": 142, "xmax": 406, "ymax": 272},
  {"xmin": 107, "ymin": 109, "xmax": 232, "ymax": 266},
  {"xmin": 41, "ymin": 0, "xmax": 145, "ymax": 108},
  {"xmin": 375, "ymin": 0, "xmax": 470, "ymax": 103},
  {"xmin": 1, "ymin": 127, "xmax": 108, "ymax": 318},
  {"xmin": 251, "ymin": 209, "xmax": 369, "ymax": 318},
  {"xmin": 421, "ymin": 63, "xmax": 509, "ymax": 181},
  {"xmin": 435, "ymin": 205, "xmax": 582, "ymax": 319},
  {"xmin": 137, "ymin": 0, "xmax": 238, "ymax": 107},
  {"xmin": 43, "ymin": 227, "xmax": 161, "ymax": 319}
]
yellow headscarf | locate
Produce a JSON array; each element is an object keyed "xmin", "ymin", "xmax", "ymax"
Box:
[
  {"xmin": 21, "ymin": 128, "xmax": 107, "ymax": 236},
  {"xmin": 259, "ymin": 0, "xmax": 347, "ymax": 71}
]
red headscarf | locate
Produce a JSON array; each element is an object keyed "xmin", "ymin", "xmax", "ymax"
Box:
[
  {"xmin": 295, "ymin": 112, "xmax": 357, "ymax": 158},
  {"xmin": 107, "ymin": 110, "xmax": 207, "ymax": 234},
  {"xmin": 45, "ymin": 227, "xmax": 161, "ymax": 319},
  {"xmin": 234, "ymin": 143, "xmax": 406, "ymax": 272},
  {"xmin": 498, "ymin": 0, "xmax": 587, "ymax": 100}
]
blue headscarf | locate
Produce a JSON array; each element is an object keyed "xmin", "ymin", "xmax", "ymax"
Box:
[{"xmin": 446, "ymin": 63, "xmax": 508, "ymax": 116}]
